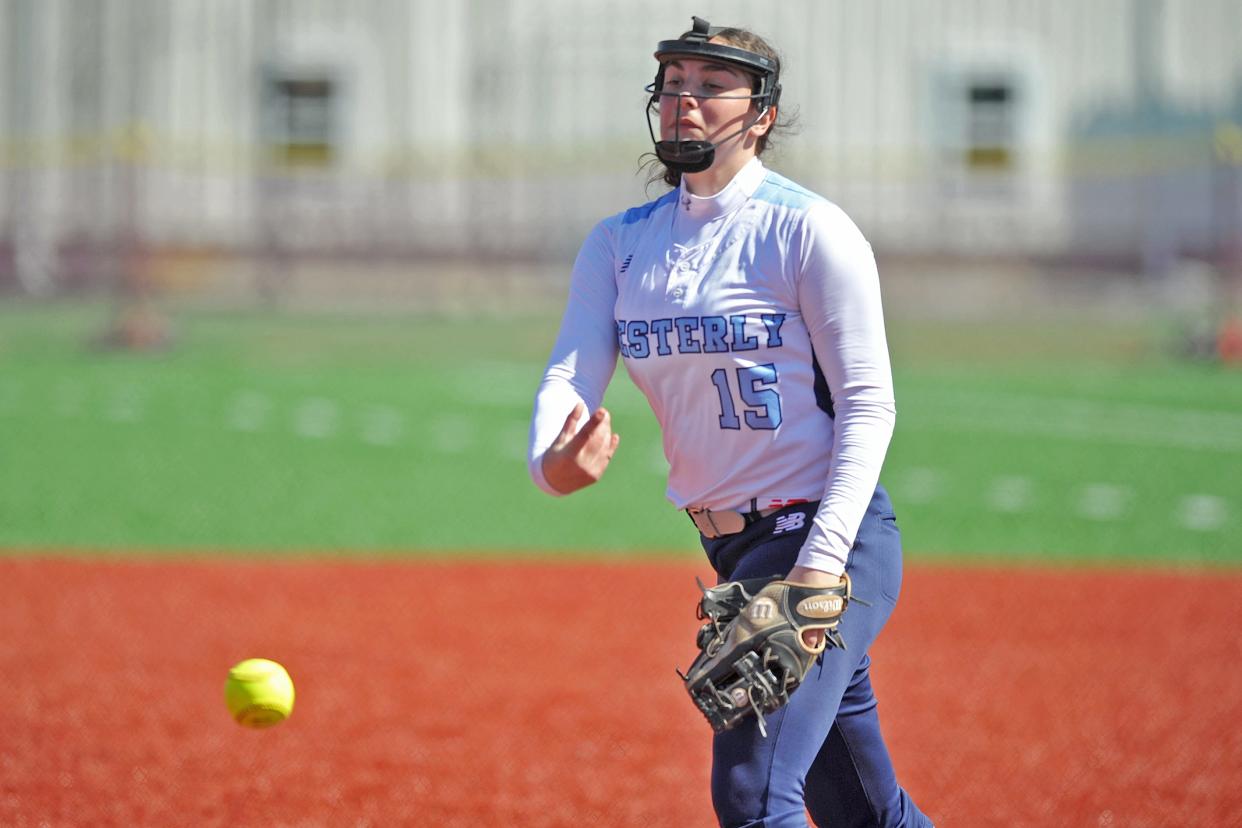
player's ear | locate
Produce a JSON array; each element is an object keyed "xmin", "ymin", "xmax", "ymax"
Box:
[{"xmin": 751, "ymin": 105, "xmax": 777, "ymax": 138}]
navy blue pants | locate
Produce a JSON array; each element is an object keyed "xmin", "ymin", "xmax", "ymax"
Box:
[{"xmin": 699, "ymin": 486, "xmax": 932, "ymax": 828}]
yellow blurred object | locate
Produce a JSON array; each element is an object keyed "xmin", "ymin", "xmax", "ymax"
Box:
[{"xmin": 224, "ymin": 658, "xmax": 295, "ymax": 729}]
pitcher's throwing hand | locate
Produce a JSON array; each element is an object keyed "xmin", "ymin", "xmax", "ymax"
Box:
[{"xmin": 541, "ymin": 403, "xmax": 620, "ymax": 495}]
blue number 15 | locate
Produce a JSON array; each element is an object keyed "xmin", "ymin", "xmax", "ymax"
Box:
[{"xmin": 710, "ymin": 364, "xmax": 783, "ymax": 430}]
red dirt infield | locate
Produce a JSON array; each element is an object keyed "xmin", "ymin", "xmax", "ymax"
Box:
[{"xmin": 2, "ymin": 557, "xmax": 1240, "ymax": 827}]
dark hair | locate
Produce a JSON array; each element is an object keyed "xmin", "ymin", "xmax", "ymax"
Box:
[{"xmin": 641, "ymin": 27, "xmax": 796, "ymax": 191}]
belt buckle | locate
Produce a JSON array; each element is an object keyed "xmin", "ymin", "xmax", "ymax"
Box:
[
  {"xmin": 687, "ymin": 507, "xmax": 745, "ymax": 538},
  {"xmin": 686, "ymin": 506, "xmax": 716, "ymax": 538}
]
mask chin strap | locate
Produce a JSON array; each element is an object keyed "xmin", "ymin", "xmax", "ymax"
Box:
[
  {"xmin": 656, "ymin": 139, "xmax": 715, "ymax": 174},
  {"xmin": 646, "ymin": 93, "xmax": 773, "ymax": 175}
]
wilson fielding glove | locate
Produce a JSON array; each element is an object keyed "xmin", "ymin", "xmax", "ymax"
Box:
[{"xmin": 678, "ymin": 574, "xmax": 861, "ymax": 737}]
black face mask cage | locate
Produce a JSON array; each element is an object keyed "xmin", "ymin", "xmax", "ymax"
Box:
[{"xmin": 645, "ymin": 17, "xmax": 782, "ymax": 174}]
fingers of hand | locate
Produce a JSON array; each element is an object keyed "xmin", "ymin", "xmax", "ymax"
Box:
[
  {"xmin": 576, "ymin": 409, "xmax": 618, "ymax": 469},
  {"xmin": 564, "ymin": 407, "xmax": 610, "ymax": 450},
  {"xmin": 801, "ymin": 627, "xmax": 826, "ymax": 651},
  {"xmin": 553, "ymin": 402, "xmax": 588, "ymax": 448},
  {"xmin": 547, "ymin": 407, "xmax": 618, "ymax": 488}
]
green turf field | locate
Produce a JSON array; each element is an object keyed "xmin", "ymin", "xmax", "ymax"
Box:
[{"xmin": 1, "ymin": 300, "xmax": 1237, "ymax": 565}]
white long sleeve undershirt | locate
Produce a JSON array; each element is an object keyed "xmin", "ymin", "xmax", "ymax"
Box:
[{"xmin": 529, "ymin": 159, "xmax": 895, "ymax": 576}]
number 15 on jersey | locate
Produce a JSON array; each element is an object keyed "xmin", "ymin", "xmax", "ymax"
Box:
[{"xmin": 710, "ymin": 364, "xmax": 782, "ymax": 430}]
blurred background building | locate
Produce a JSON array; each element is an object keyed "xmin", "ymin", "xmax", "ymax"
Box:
[{"xmin": 1, "ymin": 0, "xmax": 1240, "ymax": 313}]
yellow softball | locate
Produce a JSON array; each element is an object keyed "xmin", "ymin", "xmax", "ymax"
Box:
[{"xmin": 224, "ymin": 658, "xmax": 295, "ymax": 728}]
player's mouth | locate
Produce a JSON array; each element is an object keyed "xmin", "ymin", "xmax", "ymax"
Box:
[{"xmin": 668, "ymin": 119, "xmax": 705, "ymax": 138}]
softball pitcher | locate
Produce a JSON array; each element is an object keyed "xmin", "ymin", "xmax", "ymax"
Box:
[{"xmin": 528, "ymin": 17, "xmax": 933, "ymax": 828}]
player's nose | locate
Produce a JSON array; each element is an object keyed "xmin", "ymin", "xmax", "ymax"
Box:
[{"xmin": 662, "ymin": 90, "xmax": 696, "ymax": 113}]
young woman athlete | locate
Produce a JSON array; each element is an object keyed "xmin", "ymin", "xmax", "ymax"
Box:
[{"xmin": 528, "ymin": 17, "xmax": 934, "ymax": 828}]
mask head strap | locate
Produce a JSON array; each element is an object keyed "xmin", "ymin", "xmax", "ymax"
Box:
[{"xmin": 645, "ymin": 17, "xmax": 782, "ymax": 174}]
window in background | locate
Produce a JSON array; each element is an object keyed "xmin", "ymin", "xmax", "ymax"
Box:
[
  {"xmin": 966, "ymin": 80, "xmax": 1016, "ymax": 171},
  {"xmin": 262, "ymin": 73, "xmax": 338, "ymax": 167}
]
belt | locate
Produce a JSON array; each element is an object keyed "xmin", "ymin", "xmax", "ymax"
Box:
[{"xmin": 686, "ymin": 504, "xmax": 781, "ymax": 539}]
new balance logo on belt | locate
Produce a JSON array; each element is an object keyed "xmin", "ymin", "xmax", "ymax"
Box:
[{"xmin": 772, "ymin": 513, "xmax": 806, "ymax": 534}]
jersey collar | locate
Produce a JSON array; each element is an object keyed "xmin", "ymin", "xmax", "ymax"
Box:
[{"xmin": 675, "ymin": 158, "xmax": 766, "ymax": 222}]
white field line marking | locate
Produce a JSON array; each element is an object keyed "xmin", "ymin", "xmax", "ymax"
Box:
[
  {"xmin": 453, "ymin": 362, "xmax": 542, "ymax": 408},
  {"xmin": 1177, "ymin": 495, "xmax": 1228, "ymax": 531},
  {"xmin": 430, "ymin": 417, "xmax": 476, "ymax": 453},
  {"xmin": 360, "ymin": 405, "xmax": 404, "ymax": 446},
  {"xmin": 294, "ymin": 398, "xmax": 339, "ymax": 439},
  {"xmin": 1078, "ymin": 483, "xmax": 1131, "ymax": 521},
  {"xmin": 53, "ymin": 380, "xmax": 86, "ymax": 418},
  {"xmin": 894, "ymin": 466, "xmax": 944, "ymax": 504},
  {"xmin": 226, "ymin": 391, "xmax": 272, "ymax": 432},
  {"xmin": 986, "ymin": 475, "xmax": 1032, "ymax": 513},
  {"xmin": 104, "ymin": 385, "xmax": 143, "ymax": 423},
  {"xmin": 498, "ymin": 421, "xmax": 530, "ymax": 460},
  {"xmin": 907, "ymin": 390, "xmax": 1242, "ymax": 452}
]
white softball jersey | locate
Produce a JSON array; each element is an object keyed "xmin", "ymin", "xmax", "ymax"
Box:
[{"xmin": 528, "ymin": 158, "xmax": 895, "ymax": 576}]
